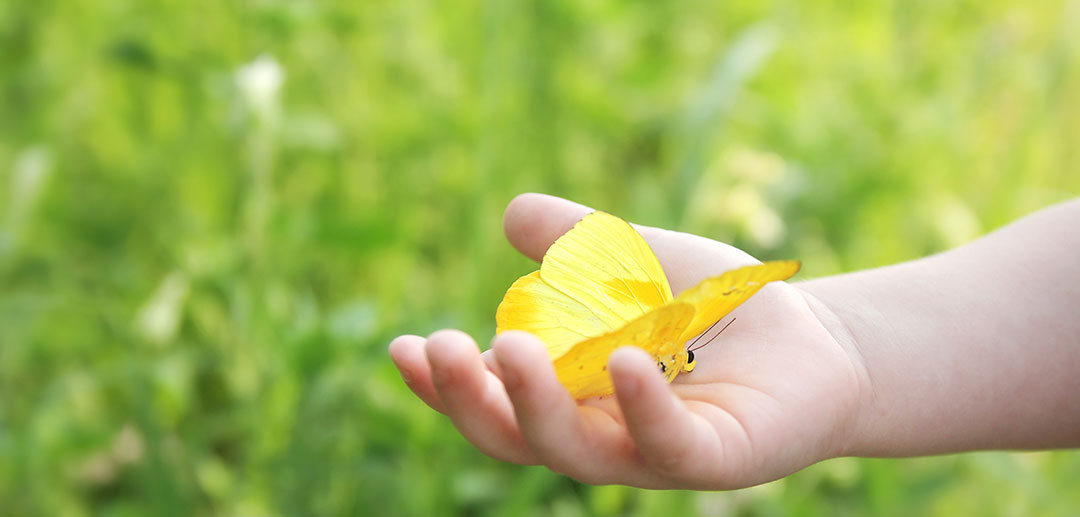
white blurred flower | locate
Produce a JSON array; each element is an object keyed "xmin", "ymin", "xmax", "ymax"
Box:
[
  {"xmin": 73, "ymin": 423, "xmax": 144, "ymax": 486},
  {"xmin": 684, "ymin": 146, "xmax": 791, "ymax": 249},
  {"xmin": 135, "ymin": 271, "xmax": 190, "ymax": 346},
  {"xmin": 932, "ymin": 195, "xmax": 981, "ymax": 248},
  {"xmin": 112, "ymin": 424, "xmax": 144, "ymax": 465},
  {"xmin": 235, "ymin": 54, "xmax": 284, "ymax": 116},
  {"xmin": 724, "ymin": 183, "xmax": 786, "ymax": 249},
  {"xmin": 4, "ymin": 145, "xmax": 52, "ymax": 251}
]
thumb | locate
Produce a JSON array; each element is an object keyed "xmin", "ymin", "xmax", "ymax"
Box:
[
  {"xmin": 501, "ymin": 193, "xmax": 757, "ymax": 292},
  {"xmin": 502, "ymin": 193, "xmax": 594, "ymax": 262}
]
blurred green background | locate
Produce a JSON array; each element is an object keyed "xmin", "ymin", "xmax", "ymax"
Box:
[{"xmin": 2, "ymin": 0, "xmax": 1079, "ymax": 514}]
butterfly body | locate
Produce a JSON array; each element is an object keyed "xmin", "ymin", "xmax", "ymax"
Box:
[{"xmin": 496, "ymin": 211, "xmax": 799, "ymax": 399}]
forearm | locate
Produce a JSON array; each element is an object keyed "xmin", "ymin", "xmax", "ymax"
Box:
[{"xmin": 801, "ymin": 199, "xmax": 1080, "ymax": 456}]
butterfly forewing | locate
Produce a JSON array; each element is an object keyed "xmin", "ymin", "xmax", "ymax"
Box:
[
  {"xmin": 673, "ymin": 260, "xmax": 801, "ymax": 342},
  {"xmin": 540, "ymin": 211, "xmax": 673, "ymax": 325}
]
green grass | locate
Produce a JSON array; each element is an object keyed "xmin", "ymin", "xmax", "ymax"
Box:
[{"xmin": 1, "ymin": 0, "xmax": 1078, "ymax": 514}]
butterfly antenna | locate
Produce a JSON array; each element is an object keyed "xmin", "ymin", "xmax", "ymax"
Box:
[
  {"xmin": 686, "ymin": 318, "xmax": 722, "ymax": 350},
  {"xmin": 689, "ymin": 317, "xmax": 736, "ymax": 352}
]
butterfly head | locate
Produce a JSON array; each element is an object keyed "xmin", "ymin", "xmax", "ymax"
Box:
[{"xmin": 657, "ymin": 348, "xmax": 696, "ymax": 381}]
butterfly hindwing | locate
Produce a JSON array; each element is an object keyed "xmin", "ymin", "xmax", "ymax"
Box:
[
  {"xmin": 496, "ymin": 271, "xmax": 609, "ymax": 357},
  {"xmin": 553, "ymin": 303, "xmax": 695, "ymax": 399}
]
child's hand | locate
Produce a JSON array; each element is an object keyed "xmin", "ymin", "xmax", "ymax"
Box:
[
  {"xmin": 393, "ymin": 195, "xmax": 1080, "ymax": 489},
  {"xmin": 389, "ymin": 193, "xmax": 867, "ymax": 489}
]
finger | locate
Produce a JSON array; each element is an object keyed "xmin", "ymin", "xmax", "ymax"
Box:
[
  {"xmin": 643, "ymin": 231, "xmax": 759, "ymax": 293},
  {"xmin": 609, "ymin": 346, "xmax": 728, "ymax": 487},
  {"xmin": 503, "ymin": 193, "xmax": 594, "ymax": 262},
  {"xmin": 502, "ymin": 193, "xmax": 675, "ymax": 261},
  {"xmin": 493, "ymin": 331, "xmax": 639, "ymax": 484},
  {"xmin": 424, "ymin": 330, "xmax": 538, "ymax": 464},
  {"xmin": 479, "ymin": 348, "xmax": 504, "ymax": 378},
  {"xmin": 388, "ymin": 335, "xmax": 444, "ymax": 413},
  {"xmin": 501, "ymin": 193, "xmax": 756, "ymax": 292}
]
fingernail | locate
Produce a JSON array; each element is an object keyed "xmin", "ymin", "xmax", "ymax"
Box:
[
  {"xmin": 481, "ymin": 350, "xmax": 497, "ymax": 371},
  {"xmin": 494, "ymin": 349, "xmax": 519, "ymax": 389}
]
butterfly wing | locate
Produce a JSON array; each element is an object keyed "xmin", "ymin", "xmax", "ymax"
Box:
[
  {"xmin": 553, "ymin": 303, "xmax": 695, "ymax": 399},
  {"xmin": 674, "ymin": 260, "xmax": 801, "ymax": 342},
  {"xmin": 496, "ymin": 211, "xmax": 674, "ymax": 358},
  {"xmin": 540, "ymin": 211, "xmax": 673, "ymax": 320},
  {"xmin": 496, "ymin": 271, "xmax": 610, "ymax": 357}
]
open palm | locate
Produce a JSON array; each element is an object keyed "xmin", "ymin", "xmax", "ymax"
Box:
[{"xmin": 389, "ymin": 194, "xmax": 868, "ymax": 489}]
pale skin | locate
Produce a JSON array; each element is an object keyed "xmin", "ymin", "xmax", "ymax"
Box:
[{"xmin": 388, "ymin": 193, "xmax": 1080, "ymax": 490}]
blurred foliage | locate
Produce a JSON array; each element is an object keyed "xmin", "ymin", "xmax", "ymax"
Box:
[{"xmin": 1, "ymin": 0, "xmax": 1079, "ymax": 515}]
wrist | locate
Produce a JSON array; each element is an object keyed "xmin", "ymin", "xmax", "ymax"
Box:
[{"xmin": 795, "ymin": 280, "xmax": 875, "ymax": 458}]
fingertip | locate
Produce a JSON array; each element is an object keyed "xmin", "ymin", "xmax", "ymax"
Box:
[
  {"xmin": 502, "ymin": 193, "xmax": 553, "ymax": 237},
  {"xmin": 502, "ymin": 193, "xmax": 543, "ymax": 257},
  {"xmin": 425, "ymin": 330, "xmax": 483, "ymax": 390},
  {"xmin": 609, "ymin": 347, "xmax": 665, "ymax": 401},
  {"xmin": 502, "ymin": 192, "xmax": 541, "ymax": 232},
  {"xmin": 608, "ymin": 346, "xmax": 656, "ymax": 372},
  {"xmin": 388, "ymin": 334, "xmax": 423, "ymax": 358},
  {"xmin": 492, "ymin": 330, "xmax": 548, "ymax": 388},
  {"xmin": 388, "ymin": 335, "xmax": 426, "ymax": 376},
  {"xmin": 425, "ymin": 329, "xmax": 475, "ymax": 359},
  {"xmin": 502, "ymin": 193, "xmax": 593, "ymax": 262},
  {"xmin": 426, "ymin": 328, "xmax": 475, "ymax": 344},
  {"xmin": 388, "ymin": 340, "xmax": 414, "ymax": 383},
  {"xmin": 387, "ymin": 334, "xmax": 445, "ymax": 413},
  {"xmin": 492, "ymin": 330, "xmax": 546, "ymax": 360}
]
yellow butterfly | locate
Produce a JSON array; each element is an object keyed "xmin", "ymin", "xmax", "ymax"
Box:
[{"xmin": 495, "ymin": 211, "xmax": 800, "ymax": 399}]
